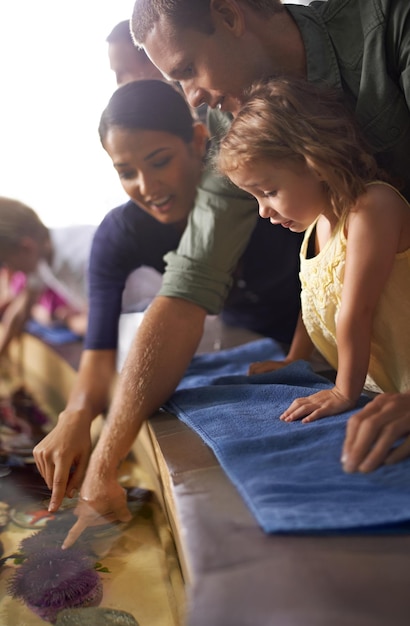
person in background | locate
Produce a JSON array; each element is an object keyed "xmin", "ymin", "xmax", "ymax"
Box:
[
  {"xmin": 0, "ymin": 198, "xmax": 95, "ymax": 354},
  {"xmin": 0, "ymin": 21, "xmax": 154, "ymax": 348},
  {"xmin": 107, "ymin": 19, "xmax": 208, "ymax": 123},
  {"xmin": 106, "ymin": 19, "xmax": 163, "ymax": 86},
  {"xmin": 217, "ymin": 78, "xmax": 410, "ymax": 431}
]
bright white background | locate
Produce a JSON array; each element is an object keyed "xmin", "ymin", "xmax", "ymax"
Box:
[
  {"xmin": 0, "ymin": 1, "xmax": 135, "ymax": 227},
  {"xmin": 0, "ymin": 1, "xmax": 311, "ymax": 228}
]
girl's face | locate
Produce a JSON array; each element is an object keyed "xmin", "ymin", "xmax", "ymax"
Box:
[
  {"xmin": 229, "ymin": 159, "xmax": 328, "ymax": 233},
  {"xmin": 103, "ymin": 124, "xmax": 207, "ymax": 227}
]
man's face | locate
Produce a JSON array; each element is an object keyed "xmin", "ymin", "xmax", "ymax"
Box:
[
  {"xmin": 144, "ymin": 14, "xmax": 264, "ymax": 115},
  {"xmin": 108, "ymin": 41, "xmax": 162, "ymax": 86}
]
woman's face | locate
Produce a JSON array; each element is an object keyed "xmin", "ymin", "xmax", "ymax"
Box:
[{"xmin": 103, "ymin": 125, "xmax": 206, "ymax": 227}]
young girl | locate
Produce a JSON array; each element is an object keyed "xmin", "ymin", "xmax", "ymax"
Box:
[{"xmin": 217, "ymin": 78, "xmax": 410, "ymax": 424}]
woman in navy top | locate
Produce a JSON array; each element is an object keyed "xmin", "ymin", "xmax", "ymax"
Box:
[{"xmin": 34, "ymin": 79, "xmax": 301, "ymax": 507}]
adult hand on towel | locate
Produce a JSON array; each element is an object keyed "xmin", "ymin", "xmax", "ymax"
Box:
[
  {"xmin": 342, "ymin": 392, "xmax": 410, "ymax": 473},
  {"xmin": 280, "ymin": 387, "xmax": 353, "ymax": 423}
]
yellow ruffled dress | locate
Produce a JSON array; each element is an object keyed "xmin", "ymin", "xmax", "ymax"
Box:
[{"xmin": 300, "ymin": 187, "xmax": 410, "ymax": 394}]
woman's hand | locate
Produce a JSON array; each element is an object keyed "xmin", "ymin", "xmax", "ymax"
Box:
[
  {"xmin": 342, "ymin": 392, "xmax": 410, "ymax": 472},
  {"xmin": 33, "ymin": 411, "xmax": 92, "ymax": 512},
  {"xmin": 280, "ymin": 387, "xmax": 353, "ymax": 423}
]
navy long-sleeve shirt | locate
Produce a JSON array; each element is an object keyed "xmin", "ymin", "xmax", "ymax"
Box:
[{"xmin": 85, "ymin": 199, "xmax": 302, "ymax": 350}]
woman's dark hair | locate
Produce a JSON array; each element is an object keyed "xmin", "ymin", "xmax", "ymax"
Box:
[{"xmin": 98, "ymin": 79, "xmax": 194, "ymax": 145}]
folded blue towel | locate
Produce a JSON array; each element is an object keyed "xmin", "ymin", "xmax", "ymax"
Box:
[
  {"xmin": 25, "ymin": 319, "xmax": 82, "ymax": 345},
  {"xmin": 177, "ymin": 337, "xmax": 286, "ymax": 389},
  {"xmin": 165, "ymin": 339, "xmax": 410, "ymax": 534}
]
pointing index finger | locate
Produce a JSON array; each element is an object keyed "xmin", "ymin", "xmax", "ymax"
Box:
[{"xmin": 62, "ymin": 516, "xmax": 89, "ymax": 550}]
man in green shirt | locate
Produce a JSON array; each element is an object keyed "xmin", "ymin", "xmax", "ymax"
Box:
[{"xmin": 44, "ymin": 0, "xmax": 410, "ymax": 544}]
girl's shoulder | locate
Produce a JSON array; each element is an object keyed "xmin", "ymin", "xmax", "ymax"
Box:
[
  {"xmin": 363, "ymin": 181, "xmax": 410, "ymax": 211},
  {"xmin": 349, "ymin": 181, "xmax": 409, "ymax": 222},
  {"xmin": 348, "ymin": 181, "xmax": 410, "ymax": 252}
]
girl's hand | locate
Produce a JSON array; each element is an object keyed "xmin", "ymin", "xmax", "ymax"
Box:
[
  {"xmin": 280, "ymin": 387, "xmax": 354, "ymax": 423},
  {"xmin": 248, "ymin": 359, "xmax": 292, "ymax": 376}
]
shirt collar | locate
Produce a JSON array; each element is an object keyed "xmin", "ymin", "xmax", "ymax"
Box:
[{"xmin": 286, "ymin": 3, "xmax": 342, "ymax": 90}]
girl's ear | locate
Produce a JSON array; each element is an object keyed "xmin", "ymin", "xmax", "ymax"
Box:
[{"xmin": 192, "ymin": 122, "xmax": 210, "ymax": 159}]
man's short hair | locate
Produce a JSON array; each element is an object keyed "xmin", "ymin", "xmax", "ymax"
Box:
[
  {"xmin": 106, "ymin": 20, "xmax": 133, "ymax": 45},
  {"xmin": 131, "ymin": 0, "xmax": 283, "ymax": 45}
]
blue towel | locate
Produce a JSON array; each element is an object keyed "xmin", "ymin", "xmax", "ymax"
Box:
[
  {"xmin": 165, "ymin": 339, "xmax": 410, "ymax": 534},
  {"xmin": 177, "ymin": 337, "xmax": 286, "ymax": 389},
  {"xmin": 25, "ymin": 319, "xmax": 82, "ymax": 345}
]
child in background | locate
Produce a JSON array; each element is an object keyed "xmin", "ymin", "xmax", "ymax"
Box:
[
  {"xmin": 217, "ymin": 78, "xmax": 410, "ymax": 424},
  {"xmin": 9, "ymin": 271, "xmax": 75, "ymax": 328},
  {"xmin": 0, "ymin": 197, "xmax": 96, "ymax": 355}
]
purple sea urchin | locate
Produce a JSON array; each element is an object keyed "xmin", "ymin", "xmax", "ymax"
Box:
[
  {"xmin": 7, "ymin": 546, "xmax": 103, "ymax": 623},
  {"xmin": 18, "ymin": 518, "xmax": 94, "ymax": 557},
  {"xmin": 19, "ymin": 529, "xmax": 69, "ymax": 555}
]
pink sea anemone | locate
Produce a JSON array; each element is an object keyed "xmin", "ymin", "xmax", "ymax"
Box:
[{"xmin": 7, "ymin": 546, "xmax": 103, "ymax": 623}]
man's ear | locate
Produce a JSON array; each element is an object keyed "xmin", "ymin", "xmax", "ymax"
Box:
[
  {"xmin": 210, "ymin": 0, "xmax": 245, "ymax": 36},
  {"xmin": 192, "ymin": 122, "xmax": 210, "ymax": 159}
]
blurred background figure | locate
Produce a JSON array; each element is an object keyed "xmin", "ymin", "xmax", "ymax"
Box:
[
  {"xmin": 107, "ymin": 19, "xmax": 208, "ymax": 122},
  {"xmin": 106, "ymin": 19, "xmax": 163, "ymax": 86},
  {"xmin": 0, "ymin": 197, "xmax": 96, "ymax": 355}
]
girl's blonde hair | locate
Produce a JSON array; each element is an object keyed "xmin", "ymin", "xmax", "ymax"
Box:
[
  {"xmin": 0, "ymin": 197, "xmax": 48, "ymax": 262},
  {"xmin": 217, "ymin": 78, "xmax": 387, "ymax": 217}
]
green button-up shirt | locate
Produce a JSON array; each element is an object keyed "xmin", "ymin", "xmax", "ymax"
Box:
[
  {"xmin": 159, "ymin": 0, "xmax": 410, "ymax": 313},
  {"xmin": 294, "ymin": 0, "xmax": 410, "ymax": 196}
]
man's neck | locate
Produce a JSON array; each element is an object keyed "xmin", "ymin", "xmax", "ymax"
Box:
[{"xmin": 248, "ymin": 7, "xmax": 307, "ymax": 79}]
